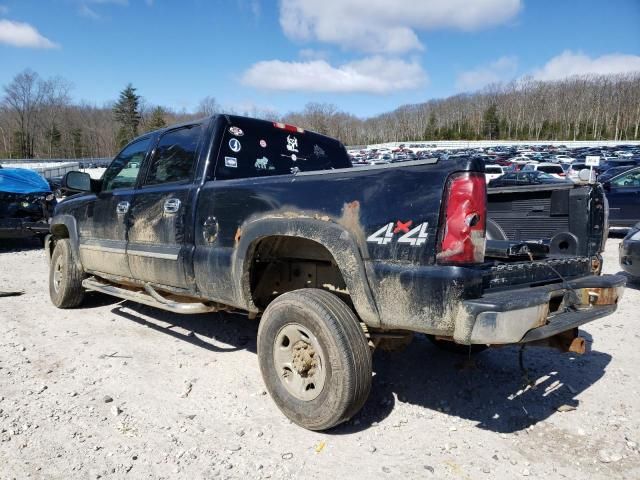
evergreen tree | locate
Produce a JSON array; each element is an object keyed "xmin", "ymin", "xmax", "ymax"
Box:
[
  {"xmin": 424, "ymin": 112, "xmax": 438, "ymax": 139},
  {"xmin": 483, "ymin": 104, "xmax": 500, "ymax": 139},
  {"xmin": 146, "ymin": 106, "xmax": 167, "ymax": 132},
  {"xmin": 113, "ymin": 83, "xmax": 141, "ymax": 148}
]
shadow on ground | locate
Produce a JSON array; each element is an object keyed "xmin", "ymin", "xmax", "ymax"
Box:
[
  {"xmin": 616, "ymin": 271, "xmax": 640, "ymax": 291},
  {"xmin": 338, "ymin": 331, "xmax": 610, "ymax": 434},
  {"xmin": 0, "ymin": 237, "xmax": 43, "ymax": 253},
  {"xmin": 110, "ymin": 301, "xmax": 258, "ymax": 354},
  {"xmin": 96, "ymin": 301, "xmax": 611, "ymax": 435}
]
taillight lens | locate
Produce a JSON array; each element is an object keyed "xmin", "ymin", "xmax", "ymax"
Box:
[{"xmin": 437, "ymin": 172, "xmax": 487, "ymax": 264}]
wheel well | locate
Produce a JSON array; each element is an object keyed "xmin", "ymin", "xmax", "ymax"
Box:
[
  {"xmin": 51, "ymin": 224, "xmax": 70, "ymax": 238},
  {"xmin": 249, "ymin": 236, "xmax": 349, "ymax": 310},
  {"xmin": 48, "ymin": 224, "xmax": 70, "ymax": 257}
]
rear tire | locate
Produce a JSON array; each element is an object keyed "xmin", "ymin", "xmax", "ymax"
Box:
[
  {"xmin": 257, "ymin": 288, "xmax": 372, "ymax": 431},
  {"xmin": 49, "ymin": 239, "xmax": 85, "ymax": 308}
]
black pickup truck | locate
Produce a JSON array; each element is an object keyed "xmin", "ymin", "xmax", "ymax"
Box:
[{"xmin": 47, "ymin": 115, "xmax": 625, "ymax": 430}]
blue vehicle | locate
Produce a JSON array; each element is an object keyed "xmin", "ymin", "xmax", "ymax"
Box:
[{"xmin": 0, "ymin": 167, "xmax": 56, "ymax": 239}]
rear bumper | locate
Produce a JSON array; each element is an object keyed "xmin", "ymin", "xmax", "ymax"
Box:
[
  {"xmin": 619, "ymin": 239, "xmax": 640, "ymax": 278},
  {"xmin": 456, "ymin": 274, "xmax": 625, "ymax": 344},
  {"xmin": 0, "ymin": 218, "xmax": 49, "ymax": 239}
]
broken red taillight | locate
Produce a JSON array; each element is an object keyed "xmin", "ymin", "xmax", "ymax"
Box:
[
  {"xmin": 437, "ymin": 172, "xmax": 487, "ymax": 265},
  {"xmin": 273, "ymin": 122, "xmax": 305, "ymax": 133}
]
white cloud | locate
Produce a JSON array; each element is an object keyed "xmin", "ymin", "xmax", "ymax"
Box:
[
  {"xmin": 0, "ymin": 19, "xmax": 58, "ymax": 48},
  {"xmin": 298, "ymin": 48, "xmax": 330, "ymax": 61},
  {"xmin": 241, "ymin": 56, "xmax": 427, "ymax": 94},
  {"xmin": 532, "ymin": 51, "xmax": 640, "ymax": 81},
  {"xmin": 456, "ymin": 56, "xmax": 518, "ymax": 91},
  {"xmin": 279, "ymin": 0, "xmax": 521, "ymax": 54}
]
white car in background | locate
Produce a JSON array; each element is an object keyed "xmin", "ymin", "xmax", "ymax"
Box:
[
  {"xmin": 553, "ymin": 154, "xmax": 576, "ymax": 164},
  {"xmin": 484, "ymin": 164, "xmax": 506, "ymax": 183},
  {"xmin": 522, "ymin": 162, "xmax": 567, "ymax": 179},
  {"xmin": 564, "ymin": 162, "xmax": 588, "ymax": 182},
  {"xmin": 509, "ymin": 156, "xmax": 536, "ymax": 165}
]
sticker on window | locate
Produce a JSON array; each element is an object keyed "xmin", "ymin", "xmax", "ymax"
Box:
[
  {"xmin": 229, "ymin": 126, "xmax": 244, "ymax": 137},
  {"xmin": 225, "ymin": 156, "xmax": 238, "ymax": 168},
  {"xmin": 255, "ymin": 157, "xmax": 273, "ymax": 170},
  {"xmin": 286, "ymin": 135, "xmax": 299, "ymax": 153},
  {"xmin": 281, "ymin": 153, "xmax": 306, "ymax": 162},
  {"xmin": 229, "ymin": 138, "xmax": 241, "ymax": 153}
]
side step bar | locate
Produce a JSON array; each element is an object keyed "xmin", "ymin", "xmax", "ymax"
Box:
[{"xmin": 82, "ymin": 278, "xmax": 219, "ymax": 314}]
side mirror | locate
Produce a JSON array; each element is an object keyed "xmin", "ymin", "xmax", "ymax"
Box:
[
  {"xmin": 62, "ymin": 171, "xmax": 92, "ymax": 193},
  {"xmin": 602, "ymin": 181, "xmax": 610, "ymax": 191}
]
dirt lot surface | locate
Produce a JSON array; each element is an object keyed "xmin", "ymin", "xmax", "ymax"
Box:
[{"xmin": 1, "ymin": 235, "xmax": 639, "ymax": 479}]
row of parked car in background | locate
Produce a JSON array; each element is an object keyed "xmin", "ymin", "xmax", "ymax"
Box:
[{"xmin": 350, "ymin": 143, "xmax": 640, "ymax": 226}]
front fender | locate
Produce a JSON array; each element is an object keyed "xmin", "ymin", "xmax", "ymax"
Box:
[
  {"xmin": 233, "ymin": 216, "xmax": 381, "ymax": 327},
  {"xmin": 49, "ymin": 214, "xmax": 82, "ymax": 268}
]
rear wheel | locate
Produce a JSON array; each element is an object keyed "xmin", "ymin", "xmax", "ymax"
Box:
[
  {"xmin": 49, "ymin": 239, "xmax": 85, "ymax": 308},
  {"xmin": 257, "ymin": 289, "xmax": 372, "ymax": 431}
]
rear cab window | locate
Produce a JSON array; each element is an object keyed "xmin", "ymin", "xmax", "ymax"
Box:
[{"xmin": 213, "ymin": 116, "xmax": 350, "ymax": 180}]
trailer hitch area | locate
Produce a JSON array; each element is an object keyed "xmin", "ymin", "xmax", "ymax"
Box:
[{"xmin": 530, "ymin": 328, "xmax": 586, "ymax": 355}]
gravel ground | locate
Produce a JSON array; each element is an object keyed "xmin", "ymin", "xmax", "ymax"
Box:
[{"xmin": 1, "ymin": 235, "xmax": 638, "ymax": 479}]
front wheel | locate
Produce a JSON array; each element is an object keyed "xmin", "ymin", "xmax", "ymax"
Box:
[
  {"xmin": 257, "ymin": 289, "xmax": 372, "ymax": 431},
  {"xmin": 49, "ymin": 239, "xmax": 85, "ymax": 308}
]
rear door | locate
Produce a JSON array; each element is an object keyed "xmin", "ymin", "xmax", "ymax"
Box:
[
  {"xmin": 77, "ymin": 137, "xmax": 151, "ymax": 278},
  {"xmin": 127, "ymin": 123, "xmax": 204, "ymax": 289}
]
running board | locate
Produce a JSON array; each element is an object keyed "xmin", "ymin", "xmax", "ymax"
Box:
[{"xmin": 82, "ymin": 278, "xmax": 219, "ymax": 314}]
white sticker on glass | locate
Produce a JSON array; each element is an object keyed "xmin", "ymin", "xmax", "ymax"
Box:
[
  {"xmin": 286, "ymin": 135, "xmax": 298, "ymax": 153},
  {"xmin": 229, "ymin": 138, "xmax": 241, "ymax": 153}
]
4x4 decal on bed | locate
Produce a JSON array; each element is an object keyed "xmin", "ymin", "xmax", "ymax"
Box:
[{"xmin": 367, "ymin": 221, "xmax": 429, "ymax": 246}]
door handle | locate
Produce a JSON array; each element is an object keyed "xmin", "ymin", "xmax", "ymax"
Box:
[
  {"xmin": 164, "ymin": 198, "xmax": 181, "ymax": 214},
  {"xmin": 116, "ymin": 201, "xmax": 130, "ymax": 215}
]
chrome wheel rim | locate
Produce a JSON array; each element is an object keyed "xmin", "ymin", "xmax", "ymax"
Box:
[{"xmin": 273, "ymin": 323, "xmax": 326, "ymax": 401}]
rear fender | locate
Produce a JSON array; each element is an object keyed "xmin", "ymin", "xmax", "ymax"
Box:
[{"xmin": 233, "ymin": 216, "xmax": 381, "ymax": 327}]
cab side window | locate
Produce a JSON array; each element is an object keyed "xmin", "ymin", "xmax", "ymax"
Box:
[
  {"xmin": 144, "ymin": 125, "xmax": 202, "ymax": 186},
  {"xmin": 102, "ymin": 137, "xmax": 151, "ymax": 192}
]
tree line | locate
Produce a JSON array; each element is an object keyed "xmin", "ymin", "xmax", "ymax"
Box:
[{"xmin": 1, "ymin": 68, "xmax": 639, "ymax": 159}]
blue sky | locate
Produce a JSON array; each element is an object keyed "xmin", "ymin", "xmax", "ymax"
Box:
[{"xmin": 1, "ymin": 0, "xmax": 639, "ymax": 117}]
